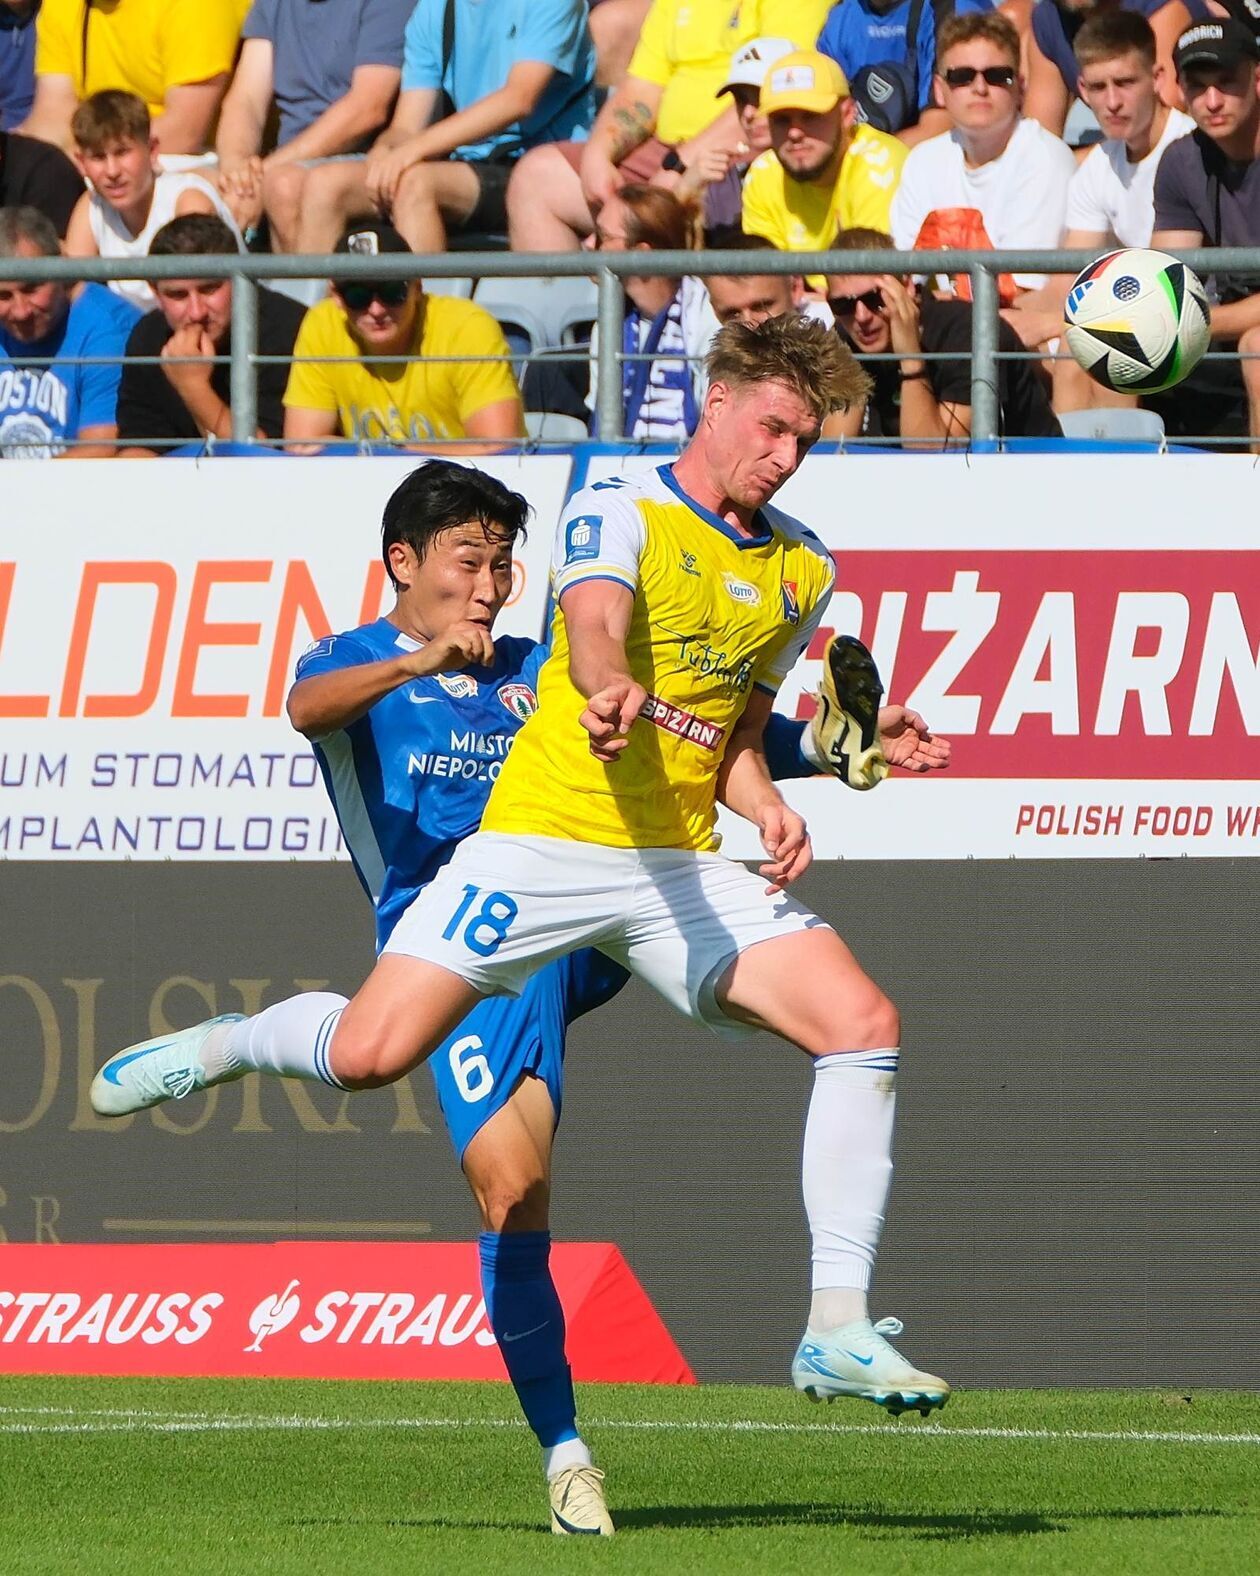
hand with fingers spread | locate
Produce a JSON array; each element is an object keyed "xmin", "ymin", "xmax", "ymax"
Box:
[
  {"xmin": 755, "ymin": 798, "xmax": 812, "ymax": 893},
  {"xmin": 580, "ymin": 678, "xmax": 646, "ymax": 762},
  {"xmin": 878, "ymin": 706, "xmax": 951, "ymax": 773}
]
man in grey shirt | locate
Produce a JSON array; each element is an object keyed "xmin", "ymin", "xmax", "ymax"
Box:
[{"xmin": 215, "ymin": 0, "xmax": 414, "ymax": 251}]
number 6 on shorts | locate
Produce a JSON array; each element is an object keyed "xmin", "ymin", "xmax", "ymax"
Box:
[{"xmin": 441, "ymin": 883, "xmax": 519, "ymax": 957}]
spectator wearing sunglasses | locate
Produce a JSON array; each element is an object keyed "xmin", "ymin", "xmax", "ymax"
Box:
[
  {"xmin": 116, "ymin": 214, "xmax": 305, "ymax": 456},
  {"xmin": 891, "ymin": 12, "xmax": 1076, "ymax": 345},
  {"xmin": 823, "ymin": 225, "xmax": 1060, "ymax": 446},
  {"xmin": 283, "ymin": 219, "xmax": 524, "ymax": 453}
]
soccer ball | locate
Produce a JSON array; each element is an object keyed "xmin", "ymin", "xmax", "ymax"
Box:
[{"xmin": 1064, "ymin": 248, "xmax": 1210, "ymax": 395}]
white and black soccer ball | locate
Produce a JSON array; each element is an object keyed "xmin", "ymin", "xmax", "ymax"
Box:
[{"xmin": 1064, "ymin": 248, "xmax": 1210, "ymax": 395}]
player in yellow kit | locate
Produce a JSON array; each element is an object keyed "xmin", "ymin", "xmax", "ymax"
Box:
[{"xmin": 92, "ymin": 314, "xmax": 951, "ymax": 1534}]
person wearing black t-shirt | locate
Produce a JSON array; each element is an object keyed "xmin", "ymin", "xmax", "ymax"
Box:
[
  {"xmin": 0, "ymin": 128, "xmax": 84, "ymax": 235},
  {"xmin": 1152, "ymin": 18, "xmax": 1260, "ymax": 446},
  {"xmin": 824, "ymin": 228, "xmax": 1061, "ymax": 446},
  {"xmin": 116, "ymin": 214, "xmax": 305, "ymax": 453}
]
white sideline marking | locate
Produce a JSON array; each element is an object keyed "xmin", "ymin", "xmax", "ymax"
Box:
[{"xmin": 0, "ymin": 1405, "xmax": 1257, "ymax": 1446}]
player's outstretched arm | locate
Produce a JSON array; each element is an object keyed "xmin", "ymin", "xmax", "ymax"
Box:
[
  {"xmin": 559, "ymin": 581, "xmax": 646, "ymax": 761},
  {"xmin": 287, "ymin": 622, "xmax": 495, "ymax": 739},
  {"xmin": 719, "ymin": 689, "xmax": 812, "ymax": 891}
]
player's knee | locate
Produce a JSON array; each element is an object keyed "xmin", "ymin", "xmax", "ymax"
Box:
[
  {"xmin": 478, "ymin": 1170, "xmax": 549, "ymax": 1233},
  {"xmin": 841, "ymin": 984, "xmax": 900, "ymax": 1051},
  {"xmin": 327, "ymin": 1023, "xmax": 407, "ymax": 1089}
]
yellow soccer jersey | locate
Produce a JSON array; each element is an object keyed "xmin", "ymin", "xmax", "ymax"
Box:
[
  {"xmin": 483, "ymin": 465, "xmax": 835, "ymax": 852},
  {"xmin": 628, "ymin": 0, "xmax": 833, "ymax": 146},
  {"xmin": 741, "ymin": 124, "xmax": 908, "ymax": 255}
]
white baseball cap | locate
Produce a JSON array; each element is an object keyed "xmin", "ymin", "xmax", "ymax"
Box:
[{"xmin": 717, "ymin": 36, "xmax": 796, "ymax": 97}]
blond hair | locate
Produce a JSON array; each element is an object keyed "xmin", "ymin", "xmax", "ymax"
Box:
[
  {"xmin": 936, "ymin": 11, "xmax": 1021, "ymax": 69},
  {"xmin": 705, "ymin": 311, "xmax": 872, "ymax": 418}
]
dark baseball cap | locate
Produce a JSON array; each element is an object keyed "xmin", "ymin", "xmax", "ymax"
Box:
[
  {"xmin": 1173, "ymin": 17, "xmax": 1260, "ymax": 76},
  {"xmin": 334, "ymin": 220, "xmax": 411, "ymax": 256}
]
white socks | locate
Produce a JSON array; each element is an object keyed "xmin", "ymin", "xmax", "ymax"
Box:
[
  {"xmin": 543, "ymin": 1438, "xmax": 592, "ymax": 1479},
  {"xmin": 802, "ymin": 1047, "xmax": 899, "ymax": 1332},
  {"xmin": 201, "ymin": 992, "xmax": 350, "ymax": 1089}
]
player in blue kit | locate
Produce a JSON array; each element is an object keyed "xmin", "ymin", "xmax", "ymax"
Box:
[{"xmin": 95, "ymin": 456, "xmax": 949, "ymax": 1536}]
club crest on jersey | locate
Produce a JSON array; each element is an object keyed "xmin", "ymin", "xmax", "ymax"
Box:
[
  {"xmin": 723, "ymin": 573, "xmax": 760, "ymax": 607},
  {"xmin": 564, "ymin": 514, "xmax": 602, "ymax": 564},
  {"xmin": 436, "ymin": 673, "xmax": 479, "ymax": 699},
  {"xmin": 782, "ymin": 581, "xmax": 800, "ymax": 625},
  {"xmin": 498, "ymin": 682, "xmax": 538, "ymax": 722}
]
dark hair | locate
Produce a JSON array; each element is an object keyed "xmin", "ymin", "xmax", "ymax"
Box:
[
  {"xmin": 381, "ymin": 461, "xmax": 531, "ymax": 588},
  {"xmin": 617, "ymin": 184, "xmax": 695, "ymax": 251},
  {"xmin": 71, "ymin": 88, "xmax": 150, "ymax": 151},
  {"xmin": 149, "ymin": 214, "xmax": 242, "ymax": 257},
  {"xmin": 703, "ymin": 226, "xmax": 780, "ymax": 253},
  {"xmin": 1074, "ymin": 11, "xmax": 1157, "ymax": 70}
]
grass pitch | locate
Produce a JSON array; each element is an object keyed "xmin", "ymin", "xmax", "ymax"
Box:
[{"xmin": 1, "ymin": 1377, "xmax": 1256, "ymax": 1574}]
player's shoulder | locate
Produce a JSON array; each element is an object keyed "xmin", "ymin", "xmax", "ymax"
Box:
[
  {"xmin": 563, "ymin": 469, "xmax": 663, "ymax": 519},
  {"xmin": 494, "ymin": 633, "xmax": 544, "ymax": 674},
  {"xmin": 294, "ymin": 617, "xmax": 400, "ymax": 677},
  {"xmin": 762, "ymin": 503, "xmax": 835, "ymax": 585}
]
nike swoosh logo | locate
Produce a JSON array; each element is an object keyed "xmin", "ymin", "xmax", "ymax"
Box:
[
  {"xmin": 407, "ymin": 693, "xmax": 440, "ymax": 705},
  {"xmin": 102, "ymin": 1042, "xmax": 176, "ymax": 1085},
  {"xmin": 842, "ymin": 1350, "xmax": 875, "ymax": 1366},
  {"xmin": 501, "ymin": 1320, "xmax": 549, "ymax": 1344}
]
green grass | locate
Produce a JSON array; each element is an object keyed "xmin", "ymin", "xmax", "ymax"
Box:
[{"xmin": 1, "ymin": 1377, "xmax": 1256, "ymax": 1574}]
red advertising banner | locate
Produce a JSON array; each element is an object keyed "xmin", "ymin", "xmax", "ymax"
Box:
[{"xmin": 0, "ymin": 1242, "xmax": 695, "ymax": 1384}]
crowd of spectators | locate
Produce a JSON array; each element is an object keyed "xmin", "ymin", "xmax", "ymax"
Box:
[{"xmin": 3, "ymin": 0, "xmax": 1260, "ymax": 453}]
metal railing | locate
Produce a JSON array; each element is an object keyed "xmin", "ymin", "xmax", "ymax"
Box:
[{"xmin": 4, "ymin": 246, "xmax": 1257, "ymax": 447}]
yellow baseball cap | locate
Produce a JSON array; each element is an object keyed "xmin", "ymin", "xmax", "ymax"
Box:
[{"xmin": 759, "ymin": 50, "xmax": 850, "ymax": 116}]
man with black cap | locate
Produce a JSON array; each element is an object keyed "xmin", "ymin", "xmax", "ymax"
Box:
[
  {"xmin": 282, "ymin": 219, "xmax": 524, "ymax": 453},
  {"xmin": 1151, "ymin": 16, "xmax": 1260, "ymax": 444}
]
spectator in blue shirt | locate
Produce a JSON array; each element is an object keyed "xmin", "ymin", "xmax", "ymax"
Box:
[
  {"xmin": 817, "ymin": 0, "xmax": 996, "ymax": 145},
  {"xmin": 294, "ymin": 0, "xmax": 597, "ymax": 253},
  {"xmin": 0, "ymin": 203, "xmax": 139, "ymax": 457},
  {"xmin": 214, "ymin": 0, "xmax": 414, "ymax": 251},
  {"xmin": 0, "ymin": 1, "xmax": 38, "ymax": 132}
]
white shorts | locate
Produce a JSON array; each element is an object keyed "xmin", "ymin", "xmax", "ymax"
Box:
[{"xmin": 383, "ymin": 832, "xmax": 833, "ymax": 1038}]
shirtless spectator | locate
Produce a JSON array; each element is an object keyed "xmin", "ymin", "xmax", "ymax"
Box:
[
  {"xmin": 891, "ymin": 11, "xmax": 1076, "ymax": 346},
  {"xmin": 1149, "ymin": 17, "xmax": 1260, "ymax": 444},
  {"xmin": 215, "ymin": 0, "xmax": 413, "ymax": 249},
  {"xmin": 506, "ymin": 0, "xmax": 832, "ymax": 251},
  {"xmin": 294, "ymin": 0, "xmax": 596, "ymax": 254},
  {"xmin": 1054, "ymin": 11, "xmax": 1194, "ymax": 409},
  {"xmin": 19, "ymin": 0, "xmax": 243, "ymax": 158},
  {"xmin": 1023, "ymin": 0, "xmax": 1197, "ymax": 136}
]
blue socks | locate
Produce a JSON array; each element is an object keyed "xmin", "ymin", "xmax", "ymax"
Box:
[{"xmin": 479, "ymin": 1230, "xmax": 579, "ymax": 1451}]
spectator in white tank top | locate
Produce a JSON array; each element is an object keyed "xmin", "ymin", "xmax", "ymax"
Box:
[{"xmin": 63, "ymin": 90, "xmax": 241, "ymax": 311}]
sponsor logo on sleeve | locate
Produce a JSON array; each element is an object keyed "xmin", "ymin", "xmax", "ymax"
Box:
[{"xmin": 565, "ymin": 515, "xmax": 603, "ymax": 564}]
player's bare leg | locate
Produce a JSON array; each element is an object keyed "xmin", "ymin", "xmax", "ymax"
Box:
[
  {"xmin": 91, "ymin": 955, "xmax": 482, "ymax": 1114},
  {"xmin": 464, "ymin": 1076, "xmax": 613, "ymax": 1535},
  {"xmin": 715, "ymin": 928, "xmax": 950, "ymax": 1417}
]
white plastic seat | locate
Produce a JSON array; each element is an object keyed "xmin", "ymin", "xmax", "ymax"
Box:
[
  {"xmin": 524, "ymin": 411, "xmax": 590, "ymax": 442},
  {"xmin": 1056, "ymin": 407, "xmax": 1166, "ymax": 444}
]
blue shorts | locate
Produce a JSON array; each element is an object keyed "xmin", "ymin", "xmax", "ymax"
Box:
[{"xmin": 427, "ymin": 948, "xmax": 630, "ymax": 1161}]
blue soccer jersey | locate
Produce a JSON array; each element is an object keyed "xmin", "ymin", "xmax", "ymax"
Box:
[{"xmin": 295, "ymin": 617, "xmax": 551, "ymax": 952}]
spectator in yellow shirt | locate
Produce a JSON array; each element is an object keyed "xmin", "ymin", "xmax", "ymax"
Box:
[
  {"xmin": 283, "ymin": 221, "xmax": 525, "ymax": 454},
  {"xmin": 19, "ymin": 0, "xmax": 246, "ymax": 157},
  {"xmin": 741, "ymin": 48, "xmax": 907, "ymax": 258},
  {"xmin": 507, "ymin": 0, "xmax": 832, "ymax": 251}
]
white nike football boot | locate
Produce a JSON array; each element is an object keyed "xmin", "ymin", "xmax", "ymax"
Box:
[
  {"xmin": 90, "ymin": 1014, "xmax": 246, "ymax": 1117},
  {"xmin": 549, "ymin": 1465, "xmax": 614, "ymax": 1536},
  {"xmin": 792, "ymin": 1317, "xmax": 950, "ymax": 1417},
  {"xmin": 811, "ymin": 634, "xmax": 890, "ymax": 791}
]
